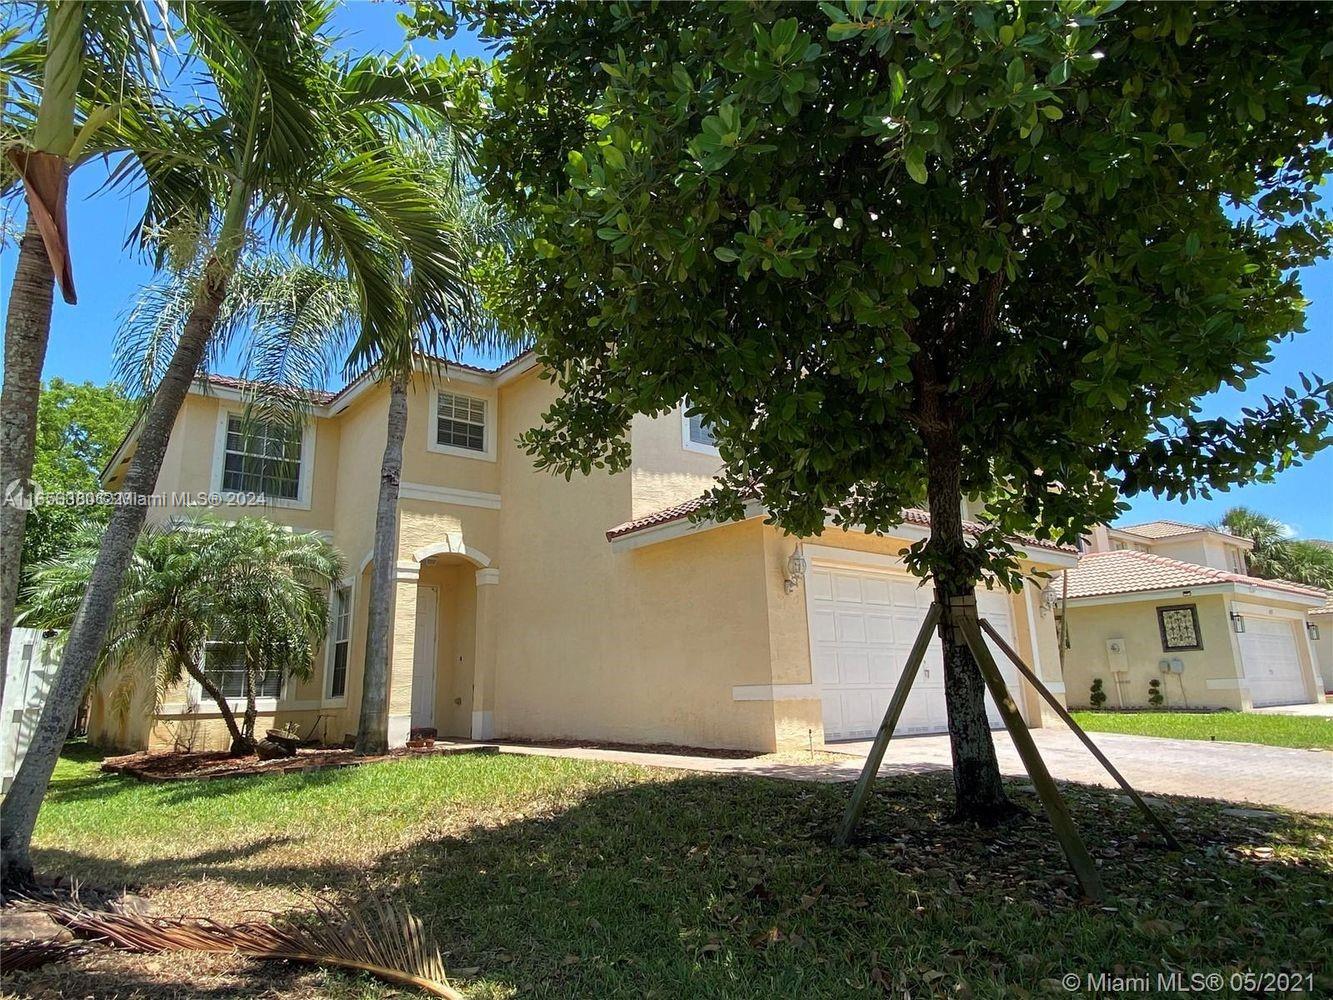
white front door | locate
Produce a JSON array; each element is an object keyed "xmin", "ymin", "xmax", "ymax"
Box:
[
  {"xmin": 411, "ymin": 585, "xmax": 439, "ymax": 729},
  {"xmin": 807, "ymin": 561, "xmax": 1023, "ymax": 742},
  {"xmin": 1239, "ymin": 617, "xmax": 1309, "ymax": 707}
]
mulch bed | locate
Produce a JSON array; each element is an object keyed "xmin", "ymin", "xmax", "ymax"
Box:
[
  {"xmin": 495, "ymin": 737, "xmax": 763, "ymax": 759},
  {"xmin": 102, "ymin": 742, "xmax": 497, "ymax": 783}
]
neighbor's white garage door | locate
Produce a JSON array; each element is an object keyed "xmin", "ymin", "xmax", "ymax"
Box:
[
  {"xmin": 807, "ymin": 561, "xmax": 1023, "ymax": 741},
  {"xmin": 1239, "ymin": 617, "xmax": 1308, "ymax": 707}
]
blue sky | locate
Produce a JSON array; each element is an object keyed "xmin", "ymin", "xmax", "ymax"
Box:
[{"xmin": 2, "ymin": 3, "xmax": 1330, "ymax": 537}]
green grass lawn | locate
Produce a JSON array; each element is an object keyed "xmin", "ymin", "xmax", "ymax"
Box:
[
  {"xmin": 5, "ymin": 744, "xmax": 1331, "ymax": 999},
  {"xmin": 1069, "ymin": 709, "xmax": 1333, "ymax": 749}
]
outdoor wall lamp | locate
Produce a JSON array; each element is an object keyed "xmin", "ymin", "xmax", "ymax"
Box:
[
  {"xmin": 784, "ymin": 544, "xmax": 808, "ymax": 595},
  {"xmin": 1307, "ymin": 622, "xmax": 1321, "ymax": 641},
  {"xmin": 1229, "ymin": 612, "xmax": 1246, "ymax": 634}
]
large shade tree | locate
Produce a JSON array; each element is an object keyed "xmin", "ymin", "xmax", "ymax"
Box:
[
  {"xmin": 0, "ymin": 2, "xmax": 471, "ymax": 885},
  {"xmin": 21, "ymin": 517, "xmax": 342, "ymax": 754},
  {"xmin": 452, "ymin": 1, "xmax": 1333, "ymax": 822}
]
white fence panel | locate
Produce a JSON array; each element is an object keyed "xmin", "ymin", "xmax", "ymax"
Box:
[{"xmin": 2, "ymin": 627, "xmax": 60, "ymax": 794}]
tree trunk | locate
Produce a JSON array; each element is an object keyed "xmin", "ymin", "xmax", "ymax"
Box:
[
  {"xmin": 1, "ymin": 216, "xmax": 56, "ymax": 705},
  {"xmin": 915, "ymin": 365, "xmax": 1015, "ymax": 825},
  {"xmin": 180, "ymin": 654, "xmax": 248, "ymax": 755},
  {"xmin": 242, "ymin": 655, "xmax": 258, "ymax": 745},
  {"xmin": 0, "ymin": 266, "xmax": 231, "ymax": 887},
  {"xmin": 354, "ymin": 371, "xmax": 408, "ymax": 756}
]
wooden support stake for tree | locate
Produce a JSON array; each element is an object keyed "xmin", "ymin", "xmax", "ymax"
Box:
[
  {"xmin": 835, "ymin": 602, "xmax": 942, "ymax": 847},
  {"xmin": 953, "ymin": 605, "xmax": 1107, "ymax": 902},
  {"xmin": 976, "ymin": 618, "xmax": 1181, "ymax": 851}
]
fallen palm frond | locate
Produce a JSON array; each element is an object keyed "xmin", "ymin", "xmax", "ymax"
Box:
[
  {"xmin": 48, "ymin": 896, "xmax": 464, "ymax": 999},
  {"xmin": 0, "ymin": 938, "xmax": 88, "ymax": 972}
]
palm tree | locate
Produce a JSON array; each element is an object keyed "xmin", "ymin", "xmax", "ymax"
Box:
[
  {"xmin": 0, "ymin": 4, "xmax": 472, "ymax": 885},
  {"xmin": 348, "ymin": 139, "xmax": 523, "ymax": 756},
  {"xmin": 203, "ymin": 517, "xmax": 343, "ymax": 747},
  {"xmin": 20, "ymin": 517, "xmax": 342, "ymax": 754},
  {"xmin": 1219, "ymin": 506, "xmax": 1333, "ymax": 589},
  {"xmin": 0, "ymin": 1, "xmax": 179, "ymax": 697}
]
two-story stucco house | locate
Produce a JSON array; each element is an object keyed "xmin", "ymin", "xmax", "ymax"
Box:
[
  {"xmin": 1056, "ymin": 521, "xmax": 1325, "ymax": 712},
  {"xmin": 88, "ymin": 353, "xmax": 1076, "ymax": 754}
]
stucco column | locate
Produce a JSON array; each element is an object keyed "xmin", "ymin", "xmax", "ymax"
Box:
[
  {"xmin": 471, "ymin": 567, "xmax": 499, "ymax": 739},
  {"xmin": 1022, "ymin": 580, "xmax": 1066, "ymax": 728},
  {"xmin": 386, "ymin": 561, "xmax": 420, "ymax": 747}
]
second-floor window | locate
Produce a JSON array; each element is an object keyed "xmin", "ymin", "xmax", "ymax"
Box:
[
  {"xmin": 436, "ymin": 392, "xmax": 487, "ymax": 452},
  {"xmin": 202, "ymin": 642, "xmax": 282, "ymax": 700},
  {"xmin": 328, "ymin": 584, "xmax": 351, "ymax": 700},
  {"xmin": 222, "ymin": 415, "xmax": 302, "ymax": 500},
  {"xmin": 682, "ymin": 399, "xmax": 719, "ymax": 455}
]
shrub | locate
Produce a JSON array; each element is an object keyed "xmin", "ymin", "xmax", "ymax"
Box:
[{"xmin": 1089, "ymin": 678, "xmax": 1107, "ymax": 709}]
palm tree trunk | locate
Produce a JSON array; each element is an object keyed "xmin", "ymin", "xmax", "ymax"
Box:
[
  {"xmin": 1, "ymin": 216, "xmax": 56, "ymax": 705},
  {"xmin": 180, "ymin": 654, "xmax": 248, "ymax": 755},
  {"xmin": 0, "ymin": 259, "xmax": 232, "ymax": 887},
  {"xmin": 354, "ymin": 370, "xmax": 408, "ymax": 756},
  {"xmin": 915, "ymin": 364, "xmax": 1014, "ymax": 826},
  {"xmin": 242, "ymin": 655, "xmax": 259, "ymax": 745}
]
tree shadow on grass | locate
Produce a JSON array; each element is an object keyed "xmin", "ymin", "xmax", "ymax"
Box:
[{"xmin": 14, "ymin": 766, "xmax": 1333, "ymax": 999}]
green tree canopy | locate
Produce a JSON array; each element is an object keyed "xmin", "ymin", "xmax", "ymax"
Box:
[
  {"xmin": 20, "ymin": 379, "xmax": 135, "ymax": 591},
  {"xmin": 452, "ymin": 0, "xmax": 1333, "ymax": 820}
]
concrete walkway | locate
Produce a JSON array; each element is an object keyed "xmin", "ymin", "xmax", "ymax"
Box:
[
  {"xmin": 1251, "ymin": 701, "xmax": 1333, "ymax": 717},
  {"xmin": 487, "ymin": 729, "xmax": 1332, "ymax": 815}
]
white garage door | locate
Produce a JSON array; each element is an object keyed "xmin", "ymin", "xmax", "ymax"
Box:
[
  {"xmin": 807, "ymin": 562, "xmax": 1024, "ymax": 741},
  {"xmin": 1239, "ymin": 617, "xmax": 1308, "ymax": 707}
]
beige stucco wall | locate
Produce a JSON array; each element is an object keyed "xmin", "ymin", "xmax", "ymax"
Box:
[
  {"xmin": 1150, "ymin": 535, "xmax": 1246, "ymax": 573},
  {"xmin": 1061, "ymin": 595, "xmax": 1246, "ymax": 710},
  {"xmin": 628, "ymin": 407, "xmax": 724, "ymax": 517}
]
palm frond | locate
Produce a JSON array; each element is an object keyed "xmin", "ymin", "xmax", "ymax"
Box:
[
  {"xmin": 0, "ymin": 938, "xmax": 89, "ymax": 972},
  {"xmin": 49, "ymin": 897, "xmax": 464, "ymax": 999}
]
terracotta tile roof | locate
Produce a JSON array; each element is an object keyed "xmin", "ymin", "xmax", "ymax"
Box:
[
  {"xmin": 1058, "ymin": 549, "xmax": 1326, "ymax": 601},
  {"xmin": 198, "ymin": 350, "xmax": 536, "ymax": 408},
  {"xmin": 1309, "ymin": 595, "xmax": 1333, "ymax": 617},
  {"xmin": 1116, "ymin": 519, "xmax": 1210, "ymax": 539},
  {"xmin": 196, "ymin": 373, "xmax": 336, "ymax": 404},
  {"xmin": 606, "ymin": 497, "xmax": 1074, "ymax": 553}
]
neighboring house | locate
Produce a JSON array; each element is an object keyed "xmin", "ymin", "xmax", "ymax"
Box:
[
  {"xmin": 1057, "ymin": 521, "xmax": 1325, "ymax": 711},
  {"xmin": 88, "ymin": 354, "xmax": 1075, "ymax": 754},
  {"xmin": 1309, "ymin": 596, "xmax": 1332, "ymax": 694}
]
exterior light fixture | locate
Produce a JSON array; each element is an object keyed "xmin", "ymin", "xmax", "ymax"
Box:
[
  {"xmin": 1307, "ymin": 622, "xmax": 1322, "ymax": 641},
  {"xmin": 1229, "ymin": 612, "xmax": 1246, "ymax": 634},
  {"xmin": 784, "ymin": 544, "xmax": 808, "ymax": 595}
]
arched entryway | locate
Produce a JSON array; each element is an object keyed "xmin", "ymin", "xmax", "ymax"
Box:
[{"xmin": 409, "ymin": 541, "xmax": 497, "ymax": 740}]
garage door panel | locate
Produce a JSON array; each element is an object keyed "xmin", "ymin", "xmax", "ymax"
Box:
[
  {"xmin": 837, "ymin": 649, "xmax": 871, "ymax": 685},
  {"xmin": 811, "ymin": 562, "xmax": 1026, "ymax": 741},
  {"xmin": 832, "ymin": 573, "xmax": 863, "ymax": 602},
  {"xmin": 810, "ymin": 608, "xmax": 836, "ymax": 643},
  {"xmin": 865, "ymin": 614, "xmax": 894, "ymax": 644},
  {"xmin": 861, "ymin": 576, "xmax": 892, "ymax": 605},
  {"xmin": 834, "ymin": 611, "xmax": 866, "ymax": 642}
]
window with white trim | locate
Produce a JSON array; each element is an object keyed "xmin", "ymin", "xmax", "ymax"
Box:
[
  {"xmin": 436, "ymin": 392, "xmax": 486, "ymax": 452},
  {"xmin": 221, "ymin": 415, "xmax": 302, "ymax": 500},
  {"xmin": 328, "ymin": 584, "xmax": 351, "ymax": 699},
  {"xmin": 682, "ymin": 399, "xmax": 719, "ymax": 454},
  {"xmin": 687, "ymin": 412, "xmax": 716, "ymax": 448},
  {"xmin": 202, "ymin": 642, "xmax": 281, "ymax": 699}
]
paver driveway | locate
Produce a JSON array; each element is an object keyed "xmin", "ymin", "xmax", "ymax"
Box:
[{"xmin": 828, "ymin": 728, "xmax": 1333, "ymax": 815}]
